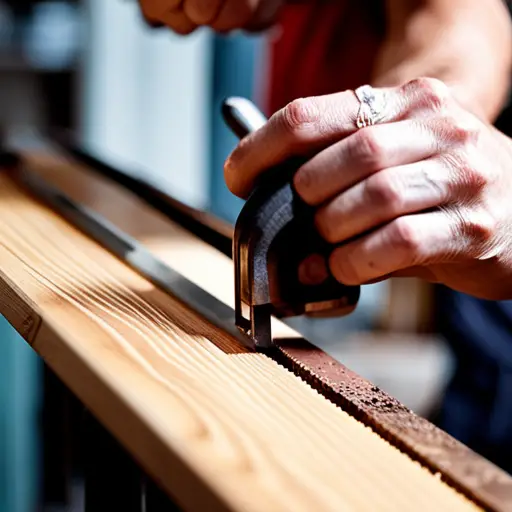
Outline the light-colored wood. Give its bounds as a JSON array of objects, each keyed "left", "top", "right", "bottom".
[
  {"left": 380, "top": 278, "right": 435, "bottom": 333},
  {"left": 0, "top": 152, "right": 480, "bottom": 511}
]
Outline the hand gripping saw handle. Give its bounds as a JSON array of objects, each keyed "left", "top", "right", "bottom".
[{"left": 222, "top": 97, "right": 360, "bottom": 349}]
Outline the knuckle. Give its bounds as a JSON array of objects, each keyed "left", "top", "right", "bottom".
[
  {"left": 210, "top": 1, "right": 255, "bottom": 30},
  {"left": 461, "top": 164, "right": 488, "bottom": 193},
  {"left": 445, "top": 116, "right": 480, "bottom": 147},
  {"left": 350, "top": 128, "right": 385, "bottom": 168},
  {"left": 442, "top": 153, "right": 488, "bottom": 195},
  {"left": 404, "top": 77, "right": 451, "bottom": 113},
  {"left": 183, "top": 0, "right": 219, "bottom": 24},
  {"left": 390, "top": 218, "right": 421, "bottom": 255},
  {"left": 281, "top": 98, "right": 319, "bottom": 133},
  {"left": 461, "top": 209, "right": 498, "bottom": 247},
  {"left": 364, "top": 173, "right": 402, "bottom": 212}
]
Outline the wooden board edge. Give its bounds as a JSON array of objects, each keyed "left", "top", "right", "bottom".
[
  {"left": 274, "top": 340, "right": 512, "bottom": 512},
  {"left": 33, "top": 320, "right": 236, "bottom": 512},
  {"left": 13, "top": 148, "right": 512, "bottom": 511},
  {"left": 0, "top": 264, "right": 233, "bottom": 511},
  {"left": 0, "top": 268, "right": 42, "bottom": 344}
]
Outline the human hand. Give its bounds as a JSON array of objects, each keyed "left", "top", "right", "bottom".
[
  {"left": 138, "top": 0, "right": 283, "bottom": 35},
  {"left": 224, "top": 78, "right": 512, "bottom": 300}
]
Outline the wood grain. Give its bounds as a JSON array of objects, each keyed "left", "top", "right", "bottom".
[
  {"left": 25, "top": 150, "right": 512, "bottom": 511},
  {"left": 0, "top": 152, "right": 492, "bottom": 511},
  {"left": 0, "top": 270, "right": 41, "bottom": 343}
]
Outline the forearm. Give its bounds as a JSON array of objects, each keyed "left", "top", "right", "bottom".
[{"left": 372, "top": 0, "right": 512, "bottom": 122}]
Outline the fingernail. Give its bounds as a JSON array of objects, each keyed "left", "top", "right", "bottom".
[{"left": 298, "top": 254, "right": 329, "bottom": 285}]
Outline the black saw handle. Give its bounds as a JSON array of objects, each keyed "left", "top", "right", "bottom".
[{"left": 222, "top": 97, "right": 360, "bottom": 319}]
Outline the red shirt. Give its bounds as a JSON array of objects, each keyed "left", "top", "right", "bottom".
[{"left": 266, "top": 1, "right": 385, "bottom": 115}]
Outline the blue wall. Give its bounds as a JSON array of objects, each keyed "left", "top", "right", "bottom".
[
  {"left": 209, "top": 33, "right": 265, "bottom": 223},
  {"left": 0, "top": 317, "right": 40, "bottom": 512}
]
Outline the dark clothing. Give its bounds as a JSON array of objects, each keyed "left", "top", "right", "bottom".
[{"left": 436, "top": 288, "right": 512, "bottom": 473}]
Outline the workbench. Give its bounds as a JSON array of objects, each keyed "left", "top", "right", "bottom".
[{"left": 0, "top": 148, "right": 511, "bottom": 512}]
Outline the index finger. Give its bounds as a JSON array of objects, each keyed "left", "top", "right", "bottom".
[
  {"left": 223, "top": 78, "right": 451, "bottom": 199},
  {"left": 224, "top": 91, "right": 360, "bottom": 198}
]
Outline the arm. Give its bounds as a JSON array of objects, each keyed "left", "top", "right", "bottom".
[
  {"left": 222, "top": 1, "right": 512, "bottom": 302},
  {"left": 224, "top": 78, "right": 512, "bottom": 300},
  {"left": 372, "top": 0, "right": 512, "bottom": 121}
]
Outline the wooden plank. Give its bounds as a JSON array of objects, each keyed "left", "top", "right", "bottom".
[
  {"left": 0, "top": 152, "right": 501, "bottom": 511},
  {"left": 24, "top": 150, "right": 512, "bottom": 511},
  {"left": 379, "top": 278, "right": 435, "bottom": 333}
]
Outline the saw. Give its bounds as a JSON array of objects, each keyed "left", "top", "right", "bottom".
[
  {"left": 223, "top": 98, "right": 360, "bottom": 347},
  {"left": 1, "top": 97, "right": 359, "bottom": 350}
]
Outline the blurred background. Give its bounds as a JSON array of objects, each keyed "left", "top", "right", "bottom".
[{"left": 1, "top": 0, "right": 502, "bottom": 510}]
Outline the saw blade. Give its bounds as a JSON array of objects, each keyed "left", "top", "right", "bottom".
[
  {"left": 51, "top": 133, "right": 235, "bottom": 258},
  {"left": 8, "top": 163, "right": 256, "bottom": 351}
]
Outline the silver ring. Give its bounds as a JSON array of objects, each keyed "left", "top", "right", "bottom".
[{"left": 354, "top": 85, "right": 387, "bottom": 129}]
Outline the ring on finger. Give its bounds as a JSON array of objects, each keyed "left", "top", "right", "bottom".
[{"left": 354, "top": 85, "right": 387, "bottom": 129}]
